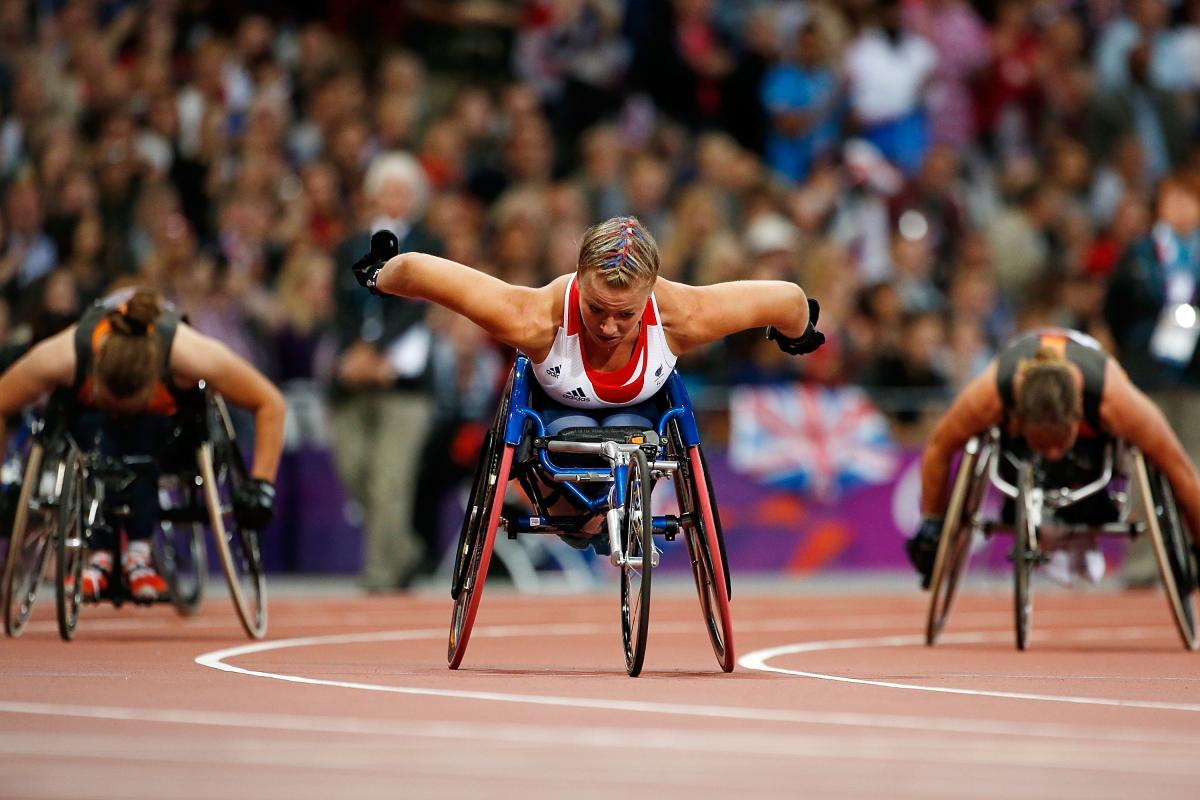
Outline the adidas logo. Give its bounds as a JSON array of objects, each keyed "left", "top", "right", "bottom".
[
  {"left": 545, "top": 365, "right": 561, "bottom": 379},
  {"left": 562, "top": 387, "right": 589, "bottom": 402}
]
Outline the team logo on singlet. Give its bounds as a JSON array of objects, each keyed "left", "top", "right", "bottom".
[
  {"left": 562, "top": 387, "right": 589, "bottom": 402},
  {"left": 545, "top": 365, "right": 561, "bottom": 378}
]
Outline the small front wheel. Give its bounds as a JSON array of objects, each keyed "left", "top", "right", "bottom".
[
  {"left": 620, "top": 448, "right": 654, "bottom": 676},
  {"left": 54, "top": 450, "right": 86, "bottom": 641},
  {"left": 1013, "top": 463, "right": 1037, "bottom": 652}
]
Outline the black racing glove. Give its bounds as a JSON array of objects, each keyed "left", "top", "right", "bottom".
[
  {"left": 766, "top": 298, "right": 826, "bottom": 356},
  {"left": 351, "top": 230, "right": 400, "bottom": 295},
  {"left": 233, "top": 478, "right": 276, "bottom": 531},
  {"left": 905, "top": 517, "right": 943, "bottom": 590}
]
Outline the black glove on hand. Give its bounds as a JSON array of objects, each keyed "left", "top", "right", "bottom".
[
  {"left": 234, "top": 478, "right": 276, "bottom": 531},
  {"left": 767, "top": 298, "right": 826, "bottom": 355},
  {"left": 905, "top": 517, "right": 944, "bottom": 590},
  {"left": 351, "top": 230, "right": 400, "bottom": 295}
]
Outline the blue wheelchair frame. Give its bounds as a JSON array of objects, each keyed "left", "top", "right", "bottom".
[
  {"left": 500, "top": 353, "right": 703, "bottom": 541},
  {"left": 447, "top": 351, "right": 735, "bottom": 675}
]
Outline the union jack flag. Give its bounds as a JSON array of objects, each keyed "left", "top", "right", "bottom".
[{"left": 729, "top": 384, "right": 898, "bottom": 501}]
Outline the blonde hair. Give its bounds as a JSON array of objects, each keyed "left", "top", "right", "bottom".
[
  {"left": 1015, "top": 345, "right": 1081, "bottom": 433},
  {"left": 576, "top": 216, "right": 660, "bottom": 288},
  {"left": 96, "top": 288, "right": 162, "bottom": 400}
]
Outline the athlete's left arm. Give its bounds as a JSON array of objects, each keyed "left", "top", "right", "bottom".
[
  {"left": 1099, "top": 360, "right": 1200, "bottom": 543},
  {"left": 655, "top": 278, "right": 810, "bottom": 352},
  {"left": 169, "top": 324, "right": 287, "bottom": 482}
]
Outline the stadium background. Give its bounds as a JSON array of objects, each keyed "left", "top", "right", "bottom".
[{"left": 2, "top": 0, "right": 1199, "bottom": 586}]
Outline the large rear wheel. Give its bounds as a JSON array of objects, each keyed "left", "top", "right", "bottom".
[
  {"left": 3, "top": 443, "right": 56, "bottom": 637},
  {"left": 199, "top": 395, "right": 266, "bottom": 639},
  {"left": 1137, "top": 455, "right": 1198, "bottom": 650},
  {"left": 667, "top": 422, "right": 734, "bottom": 671},
  {"left": 448, "top": 441, "right": 513, "bottom": 669},
  {"left": 925, "top": 438, "right": 991, "bottom": 645}
]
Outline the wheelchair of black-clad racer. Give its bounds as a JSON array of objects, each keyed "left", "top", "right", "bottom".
[
  {"left": 448, "top": 354, "right": 734, "bottom": 676},
  {"left": 1, "top": 384, "right": 267, "bottom": 641},
  {"left": 925, "top": 427, "right": 1198, "bottom": 651}
]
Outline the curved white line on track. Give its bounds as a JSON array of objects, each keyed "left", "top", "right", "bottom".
[
  {"left": 194, "top": 622, "right": 1200, "bottom": 743},
  {"left": 738, "top": 627, "right": 1200, "bottom": 713}
]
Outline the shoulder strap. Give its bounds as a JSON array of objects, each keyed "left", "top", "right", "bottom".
[
  {"left": 1064, "top": 338, "right": 1107, "bottom": 432},
  {"left": 71, "top": 305, "right": 106, "bottom": 395},
  {"left": 995, "top": 332, "right": 1041, "bottom": 417}
]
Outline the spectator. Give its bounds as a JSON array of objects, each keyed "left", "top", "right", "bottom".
[
  {"left": 1085, "top": 43, "right": 1192, "bottom": 184},
  {"left": 331, "top": 151, "right": 441, "bottom": 591},
  {"left": 842, "top": 0, "right": 937, "bottom": 175},
  {"left": 902, "top": 0, "right": 990, "bottom": 150},
  {"left": 760, "top": 19, "right": 841, "bottom": 184},
  {"left": 1, "top": 177, "right": 57, "bottom": 306}
]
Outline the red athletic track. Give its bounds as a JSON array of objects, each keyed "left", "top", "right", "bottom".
[{"left": 1, "top": 580, "right": 1197, "bottom": 799}]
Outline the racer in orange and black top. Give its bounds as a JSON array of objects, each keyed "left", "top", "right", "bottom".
[
  {"left": 0, "top": 288, "right": 286, "bottom": 600},
  {"left": 906, "top": 328, "right": 1200, "bottom": 587}
]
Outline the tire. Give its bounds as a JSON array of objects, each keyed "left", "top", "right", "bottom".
[
  {"left": 154, "top": 479, "right": 206, "bottom": 617},
  {"left": 3, "top": 443, "right": 54, "bottom": 637},
  {"left": 925, "top": 438, "right": 991, "bottom": 646},
  {"left": 620, "top": 448, "right": 654, "bottom": 677},
  {"left": 447, "top": 443, "right": 513, "bottom": 669},
  {"left": 55, "top": 450, "right": 86, "bottom": 641},
  {"left": 1138, "top": 456, "right": 1199, "bottom": 651},
  {"left": 199, "top": 395, "right": 266, "bottom": 639},
  {"left": 452, "top": 370, "right": 512, "bottom": 600},
  {"left": 1013, "top": 463, "right": 1037, "bottom": 652},
  {"left": 667, "top": 422, "right": 734, "bottom": 671}
]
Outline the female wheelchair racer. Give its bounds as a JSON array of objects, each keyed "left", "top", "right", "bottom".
[
  {"left": 908, "top": 329, "right": 1200, "bottom": 650},
  {"left": 352, "top": 215, "right": 825, "bottom": 675},
  {"left": 0, "top": 288, "right": 286, "bottom": 639}
]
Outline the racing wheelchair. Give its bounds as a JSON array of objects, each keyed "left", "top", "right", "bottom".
[
  {"left": 1, "top": 385, "right": 267, "bottom": 641},
  {"left": 925, "top": 428, "right": 1198, "bottom": 651},
  {"left": 449, "top": 354, "right": 734, "bottom": 676}
]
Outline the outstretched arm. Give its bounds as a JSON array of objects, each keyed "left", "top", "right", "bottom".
[
  {"left": 919, "top": 363, "right": 1003, "bottom": 516},
  {"left": 170, "top": 324, "right": 286, "bottom": 483},
  {"left": 0, "top": 329, "right": 77, "bottom": 447},
  {"left": 655, "top": 278, "right": 815, "bottom": 353},
  {"left": 1100, "top": 362, "right": 1200, "bottom": 544},
  {"left": 353, "top": 231, "right": 556, "bottom": 354}
]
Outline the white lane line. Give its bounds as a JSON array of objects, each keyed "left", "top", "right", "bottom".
[
  {"left": 16, "top": 601, "right": 1162, "bottom": 636},
  {"left": 191, "top": 626, "right": 1200, "bottom": 745},
  {"left": 0, "top": 702, "right": 1197, "bottom": 776},
  {"left": 738, "top": 626, "right": 1200, "bottom": 713}
]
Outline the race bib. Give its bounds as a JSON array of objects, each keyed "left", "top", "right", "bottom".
[{"left": 1150, "top": 304, "right": 1200, "bottom": 366}]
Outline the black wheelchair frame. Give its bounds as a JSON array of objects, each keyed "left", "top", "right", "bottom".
[
  {"left": 1, "top": 385, "right": 267, "bottom": 641},
  {"left": 926, "top": 428, "right": 1198, "bottom": 651},
  {"left": 448, "top": 354, "right": 734, "bottom": 676}
]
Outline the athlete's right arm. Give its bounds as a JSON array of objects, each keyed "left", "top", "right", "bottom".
[
  {"left": 368, "top": 246, "right": 559, "bottom": 354},
  {"left": 0, "top": 329, "right": 77, "bottom": 448},
  {"left": 919, "top": 362, "right": 1004, "bottom": 516}
]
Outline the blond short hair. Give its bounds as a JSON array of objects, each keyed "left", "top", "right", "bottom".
[
  {"left": 1015, "top": 345, "right": 1081, "bottom": 433},
  {"left": 576, "top": 216, "right": 660, "bottom": 288}
]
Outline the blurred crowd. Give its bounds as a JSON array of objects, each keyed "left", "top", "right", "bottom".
[{"left": 2, "top": 0, "right": 1200, "bottom": 583}]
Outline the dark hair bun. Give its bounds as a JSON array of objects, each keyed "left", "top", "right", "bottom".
[{"left": 108, "top": 289, "right": 161, "bottom": 336}]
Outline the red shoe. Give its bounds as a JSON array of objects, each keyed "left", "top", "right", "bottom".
[
  {"left": 79, "top": 551, "right": 113, "bottom": 601},
  {"left": 122, "top": 541, "right": 166, "bottom": 602}
]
